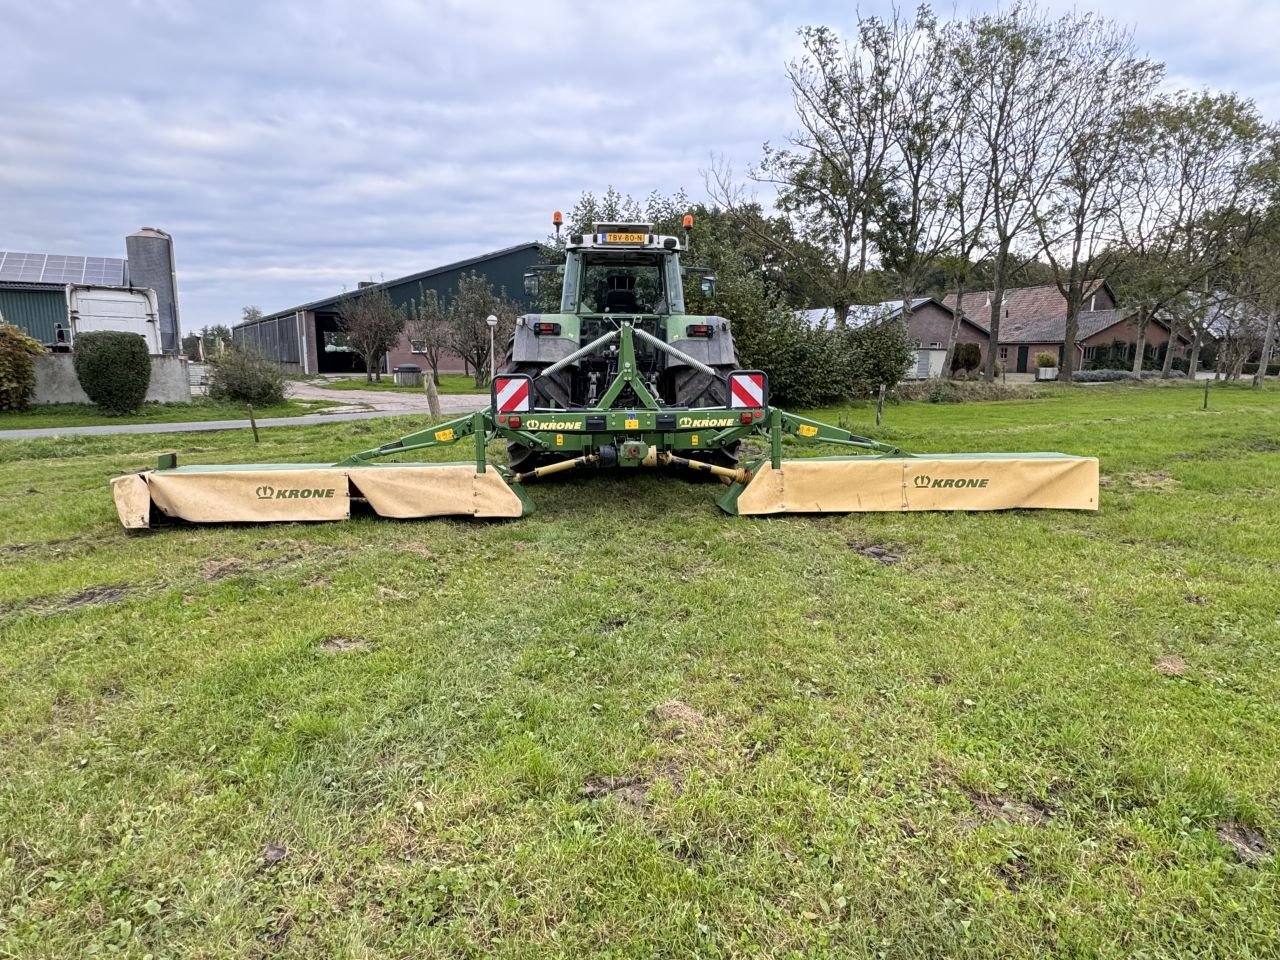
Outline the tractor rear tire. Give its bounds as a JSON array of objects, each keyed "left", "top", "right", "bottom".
[
  {"left": 671, "top": 363, "right": 741, "bottom": 473},
  {"left": 502, "top": 360, "right": 573, "bottom": 475}
]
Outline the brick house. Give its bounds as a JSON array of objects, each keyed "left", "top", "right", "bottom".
[{"left": 939, "top": 281, "right": 1192, "bottom": 373}]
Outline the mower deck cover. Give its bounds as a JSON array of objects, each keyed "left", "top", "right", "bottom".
[
  {"left": 112, "top": 462, "right": 525, "bottom": 529},
  {"left": 728, "top": 453, "right": 1098, "bottom": 514}
]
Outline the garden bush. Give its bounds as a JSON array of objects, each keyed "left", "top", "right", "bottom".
[
  {"left": 950, "top": 342, "right": 981, "bottom": 376},
  {"left": 0, "top": 322, "right": 46, "bottom": 411},
  {"left": 1034, "top": 351, "right": 1057, "bottom": 369},
  {"left": 733, "top": 307, "right": 855, "bottom": 408},
  {"left": 207, "top": 347, "right": 286, "bottom": 407},
  {"left": 896, "top": 380, "right": 1044, "bottom": 402},
  {"left": 72, "top": 331, "right": 151, "bottom": 414}
]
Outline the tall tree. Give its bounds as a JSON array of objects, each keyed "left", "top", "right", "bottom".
[
  {"left": 338, "top": 287, "right": 406, "bottom": 382},
  {"left": 1115, "top": 92, "right": 1271, "bottom": 376},
  {"left": 448, "top": 272, "right": 518, "bottom": 387},
  {"left": 955, "top": 7, "right": 1085, "bottom": 381},
  {"left": 1031, "top": 17, "right": 1161, "bottom": 381},
  {"left": 711, "top": 15, "right": 909, "bottom": 324},
  {"left": 874, "top": 9, "right": 963, "bottom": 346}
]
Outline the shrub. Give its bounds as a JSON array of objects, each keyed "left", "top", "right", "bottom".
[
  {"left": 1073, "top": 369, "right": 1137, "bottom": 382},
  {"left": 896, "top": 380, "right": 1044, "bottom": 402},
  {"left": 849, "top": 320, "right": 914, "bottom": 394},
  {"left": 1034, "top": 351, "right": 1057, "bottom": 369},
  {"left": 1241, "top": 362, "right": 1280, "bottom": 376},
  {"left": 207, "top": 347, "right": 286, "bottom": 406},
  {"left": 950, "top": 342, "right": 981, "bottom": 375},
  {"left": 0, "top": 322, "right": 46, "bottom": 411},
  {"left": 73, "top": 331, "right": 151, "bottom": 414},
  {"left": 733, "top": 306, "right": 855, "bottom": 408}
]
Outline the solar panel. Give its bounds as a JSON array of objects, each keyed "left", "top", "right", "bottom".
[{"left": 0, "top": 251, "right": 127, "bottom": 285}]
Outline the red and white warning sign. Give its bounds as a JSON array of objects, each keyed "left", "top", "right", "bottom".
[
  {"left": 493, "top": 375, "right": 532, "bottom": 413},
  {"left": 728, "top": 370, "right": 767, "bottom": 409}
]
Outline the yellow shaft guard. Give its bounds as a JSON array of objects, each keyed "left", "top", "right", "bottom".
[{"left": 735, "top": 456, "right": 1099, "bottom": 514}]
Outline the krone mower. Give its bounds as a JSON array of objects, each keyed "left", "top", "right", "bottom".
[{"left": 111, "top": 218, "right": 1098, "bottom": 528}]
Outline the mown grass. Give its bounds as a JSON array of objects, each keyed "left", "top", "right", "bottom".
[
  {"left": 0, "top": 397, "right": 336, "bottom": 430},
  {"left": 1, "top": 382, "right": 1278, "bottom": 958},
  {"left": 320, "top": 374, "right": 486, "bottom": 394}
]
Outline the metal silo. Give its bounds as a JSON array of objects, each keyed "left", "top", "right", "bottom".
[{"left": 125, "top": 228, "right": 181, "bottom": 354}]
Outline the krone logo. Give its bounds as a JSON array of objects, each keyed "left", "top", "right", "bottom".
[
  {"left": 913, "top": 474, "right": 990, "bottom": 489},
  {"left": 256, "top": 484, "right": 275, "bottom": 499}
]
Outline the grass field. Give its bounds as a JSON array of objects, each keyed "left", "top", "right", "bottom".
[
  {"left": 0, "top": 397, "right": 336, "bottom": 430},
  {"left": 318, "top": 374, "right": 486, "bottom": 394},
  {"left": 1, "top": 383, "right": 1278, "bottom": 958}
]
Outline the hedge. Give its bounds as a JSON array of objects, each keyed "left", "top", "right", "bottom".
[{"left": 73, "top": 331, "right": 151, "bottom": 414}]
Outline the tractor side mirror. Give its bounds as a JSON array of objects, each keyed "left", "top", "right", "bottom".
[
  {"left": 700, "top": 275, "right": 717, "bottom": 298},
  {"left": 523, "top": 272, "right": 539, "bottom": 297}
]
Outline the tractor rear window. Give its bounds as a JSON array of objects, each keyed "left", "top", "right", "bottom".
[{"left": 581, "top": 255, "right": 667, "bottom": 314}]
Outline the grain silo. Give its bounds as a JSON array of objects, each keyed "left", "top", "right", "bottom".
[{"left": 125, "top": 228, "right": 181, "bottom": 353}]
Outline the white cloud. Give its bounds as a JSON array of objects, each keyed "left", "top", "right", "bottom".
[{"left": 2, "top": 0, "right": 1274, "bottom": 330}]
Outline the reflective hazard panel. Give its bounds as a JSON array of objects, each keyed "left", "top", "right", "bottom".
[
  {"left": 727, "top": 370, "right": 767, "bottom": 409},
  {"left": 492, "top": 374, "right": 533, "bottom": 413}
]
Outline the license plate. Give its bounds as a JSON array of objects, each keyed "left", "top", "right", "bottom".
[{"left": 604, "top": 232, "right": 645, "bottom": 244}]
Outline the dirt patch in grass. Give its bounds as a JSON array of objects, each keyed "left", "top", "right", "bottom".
[
  {"left": 1217, "top": 822, "right": 1269, "bottom": 864},
  {"left": 849, "top": 540, "right": 903, "bottom": 564},
  {"left": 59, "top": 584, "right": 130, "bottom": 610},
  {"left": 580, "top": 775, "right": 650, "bottom": 809},
  {"left": 319, "top": 636, "right": 371, "bottom": 653},
  {"left": 600, "top": 616, "right": 626, "bottom": 634},
  {"left": 1123, "top": 471, "right": 1178, "bottom": 490},
  {"left": 997, "top": 855, "right": 1033, "bottom": 891},
  {"left": 968, "top": 791, "right": 1052, "bottom": 826},
  {"left": 1154, "top": 655, "right": 1187, "bottom": 677},
  {"left": 652, "top": 699, "right": 707, "bottom": 737},
  {"left": 202, "top": 558, "right": 246, "bottom": 581},
  {"left": 302, "top": 575, "right": 331, "bottom": 589}
]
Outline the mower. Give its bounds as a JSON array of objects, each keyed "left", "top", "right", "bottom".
[{"left": 111, "top": 217, "right": 1097, "bottom": 528}]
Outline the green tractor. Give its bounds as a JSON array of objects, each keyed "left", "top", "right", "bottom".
[
  {"left": 111, "top": 212, "right": 1100, "bottom": 529},
  {"left": 502, "top": 216, "right": 740, "bottom": 473}
]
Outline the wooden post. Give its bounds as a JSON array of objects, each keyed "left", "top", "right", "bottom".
[
  {"left": 424, "top": 371, "right": 441, "bottom": 418},
  {"left": 876, "top": 384, "right": 886, "bottom": 427},
  {"left": 248, "top": 405, "right": 260, "bottom": 444},
  {"left": 1203, "top": 378, "right": 1210, "bottom": 411}
]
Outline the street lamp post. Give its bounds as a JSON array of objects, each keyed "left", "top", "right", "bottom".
[{"left": 486, "top": 314, "right": 498, "bottom": 384}]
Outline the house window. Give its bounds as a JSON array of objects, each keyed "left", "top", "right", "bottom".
[
  {"left": 410, "top": 339, "right": 427, "bottom": 353},
  {"left": 929, "top": 341, "right": 943, "bottom": 349},
  {"left": 1082, "top": 346, "right": 1096, "bottom": 361},
  {"left": 999, "top": 346, "right": 1009, "bottom": 361}
]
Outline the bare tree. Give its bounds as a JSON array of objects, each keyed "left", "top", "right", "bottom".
[
  {"left": 448, "top": 272, "right": 518, "bottom": 387},
  {"left": 1031, "top": 17, "right": 1161, "bottom": 381},
  {"left": 407, "top": 285, "right": 450, "bottom": 386},
  {"left": 338, "top": 287, "right": 407, "bottom": 382}
]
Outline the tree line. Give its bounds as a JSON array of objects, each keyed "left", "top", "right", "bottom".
[{"left": 704, "top": 4, "right": 1279, "bottom": 384}]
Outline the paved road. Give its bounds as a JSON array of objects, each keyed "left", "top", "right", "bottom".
[{"left": 0, "top": 387, "right": 489, "bottom": 441}]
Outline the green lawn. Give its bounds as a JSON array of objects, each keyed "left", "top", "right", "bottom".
[
  {"left": 1, "top": 383, "right": 1278, "bottom": 958},
  {"left": 0, "top": 397, "right": 336, "bottom": 430},
  {"left": 318, "top": 373, "right": 486, "bottom": 394}
]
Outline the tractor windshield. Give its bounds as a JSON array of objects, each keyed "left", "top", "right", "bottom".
[{"left": 561, "top": 250, "right": 686, "bottom": 315}]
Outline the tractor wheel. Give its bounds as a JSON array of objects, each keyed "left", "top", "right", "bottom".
[
  {"left": 671, "top": 363, "right": 741, "bottom": 474},
  {"left": 502, "top": 360, "right": 573, "bottom": 475}
]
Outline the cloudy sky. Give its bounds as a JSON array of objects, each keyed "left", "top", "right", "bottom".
[{"left": 3, "top": 0, "right": 1277, "bottom": 332}]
